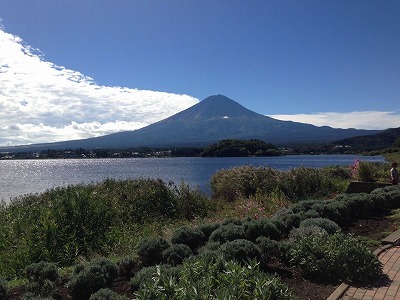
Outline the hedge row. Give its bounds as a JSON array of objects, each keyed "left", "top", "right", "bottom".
[{"left": 135, "top": 185, "right": 400, "bottom": 286}]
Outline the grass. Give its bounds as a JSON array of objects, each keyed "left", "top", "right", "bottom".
[
  {"left": 383, "top": 151, "right": 400, "bottom": 164},
  {"left": 1, "top": 163, "right": 399, "bottom": 299},
  {"left": 0, "top": 166, "right": 351, "bottom": 279}
]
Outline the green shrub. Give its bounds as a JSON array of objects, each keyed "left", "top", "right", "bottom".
[
  {"left": 219, "top": 239, "right": 263, "bottom": 264},
  {"left": 24, "top": 280, "right": 57, "bottom": 300},
  {"left": 368, "top": 193, "right": 390, "bottom": 210},
  {"left": 289, "top": 234, "right": 382, "bottom": 284},
  {"left": 126, "top": 179, "right": 178, "bottom": 222},
  {"left": 210, "top": 165, "right": 344, "bottom": 203},
  {"left": 242, "top": 219, "right": 264, "bottom": 242},
  {"left": 136, "top": 237, "right": 170, "bottom": 266},
  {"left": 210, "top": 166, "right": 280, "bottom": 202},
  {"left": 271, "top": 211, "right": 302, "bottom": 235},
  {"left": 255, "top": 236, "right": 281, "bottom": 260},
  {"left": 0, "top": 276, "right": 7, "bottom": 299},
  {"left": 356, "top": 161, "right": 376, "bottom": 182},
  {"left": 300, "top": 209, "right": 320, "bottom": 219},
  {"left": 299, "top": 218, "right": 341, "bottom": 234},
  {"left": 312, "top": 201, "right": 349, "bottom": 227},
  {"left": 199, "top": 241, "right": 221, "bottom": 252},
  {"left": 130, "top": 265, "right": 179, "bottom": 291},
  {"left": 89, "top": 288, "right": 129, "bottom": 300},
  {"left": 24, "top": 262, "right": 59, "bottom": 299},
  {"left": 117, "top": 256, "right": 138, "bottom": 277},
  {"left": 25, "top": 261, "right": 59, "bottom": 284},
  {"left": 197, "top": 241, "right": 221, "bottom": 260},
  {"left": 222, "top": 218, "right": 242, "bottom": 225},
  {"left": 197, "top": 223, "right": 220, "bottom": 239},
  {"left": 21, "top": 294, "right": 54, "bottom": 300},
  {"left": 371, "top": 185, "right": 400, "bottom": 194},
  {"left": 170, "top": 226, "right": 206, "bottom": 252},
  {"left": 42, "top": 186, "right": 115, "bottom": 264},
  {"left": 243, "top": 219, "right": 281, "bottom": 242},
  {"left": 387, "top": 189, "right": 400, "bottom": 206},
  {"left": 209, "top": 223, "right": 246, "bottom": 243},
  {"left": 134, "top": 256, "right": 295, "bottom": 300},
  {"left": 173, "top": 182, "right": 211, "bottom": 220},
  {"left": 323, "top": 166, "right": 352, "bottom": 180},
  {"left": 289, "top": 226, "right": 328, "bottom": 240},
  {"left": 279, "top": 167, "right": 339, "bottom": 200},
  {"left": 290, "top": 200, "right": 321, "bottom": 214},
  {"left": 68, "top": 258, "right": 118, "bottom": 300},
  {"left": 162, "top": 244, "right": 193, "bottom": 266}
]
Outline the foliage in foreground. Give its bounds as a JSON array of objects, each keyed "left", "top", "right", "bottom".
[
  {"left": 289, "top": 233, "right": 383, "bottom": 284},
  {"left": 89, "top": 288, "right": 129, "bottom": 300},
  {"left": 1, "top": 165, "right": 347, "bottom": 278},
  {"left": 133, "top": 256, "right": 295, "bottom": 300},
  {"left": 0, "top": 179, "right": 210, "bottom": 278},
  {"left": 23, "top": 261, "right": 59, "bottom": 299},
  {"left": 0, "top": 276, "right": 7, "bottom": 299},
  {"left": 67, "top": 258, "right": 118, "bottom": 300},
  {"left": 2, "top": 183, "right": 399, "bottom": 298}
]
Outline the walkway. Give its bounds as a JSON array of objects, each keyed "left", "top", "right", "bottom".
[{"left": 328, "top": 229, "right": 400, "bottom": 300}]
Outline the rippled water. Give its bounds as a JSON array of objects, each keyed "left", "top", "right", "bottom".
[{"left": 0, "top": 155, "right": 385, "bottom": 203}]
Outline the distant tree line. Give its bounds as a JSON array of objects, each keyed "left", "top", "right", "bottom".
[
  {"left": 6, "top": 133, "right": 399, "bottom": 160},
  {"left": 200, "top": 139, "right": 281, "bottom": 157}
]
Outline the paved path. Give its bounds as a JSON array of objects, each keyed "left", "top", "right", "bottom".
[
  {"left": 328, "top": 228, "right": 400, "bottom": 300},
  {"left": 337, "top": 245, "right": 400, "bottom": 300},
  {"left": 328, "top": 245, "right": 400, "bottom": 300}
]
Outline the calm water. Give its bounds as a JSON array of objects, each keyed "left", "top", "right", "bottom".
[{"left": 0, "top": 155, "right": 385, "bottom": 203}]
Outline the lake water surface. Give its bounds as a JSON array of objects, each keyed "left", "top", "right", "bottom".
[{"left": 0, "top": 155, "right": 385, "bottom": 203}]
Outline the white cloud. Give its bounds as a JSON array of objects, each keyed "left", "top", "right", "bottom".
[
  {"left": 0, "top": 28, "right": 199, "bottom": 146},
  {"left": 268, "top": 111, "right": 400, "bottom": 130}
]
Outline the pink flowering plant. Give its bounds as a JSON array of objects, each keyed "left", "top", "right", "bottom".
[
  {"left": 350, "top": 159, "right": 360, "bottom": 179},
  {"left": 236, "top": 197, "right": 266, "bottom": 219},
  {"left": 350, "top": 159, "right": 376, "bottom": 182},
  {"left": 235, "top": 189, "right": 288, "bottom": 219}
]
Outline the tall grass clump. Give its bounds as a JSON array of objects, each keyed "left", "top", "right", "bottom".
[
  {"left": 350, "top": 160, "right": 377, "bottom": 182},
  {"left": 210, "top": 166, "right": 281, "bottom": 202},
  {"left": 0, "top": 178, "right": 211, "bottom": 278},
  {"left": 137, "top": 237, "right": 170, "bottom": 266},
  {"left": 172, "top": 182, "right": 212, "bottom": 220},
  {"left": 210, "top": 165, "right": 346, "bottom": 204},
  {"left": 279, "top": 167, "right": 339, "bottom": 200}
]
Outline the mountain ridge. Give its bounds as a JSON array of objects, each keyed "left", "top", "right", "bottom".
[
  {"left": 0, "top": 95, "right": 382, "bottom": 152},
  {"left": 334, "top": 127, "right": 400, "bottom": 151}
]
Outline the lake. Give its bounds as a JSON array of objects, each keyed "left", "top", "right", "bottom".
[{"left": 0, "top": 155, "right": 385, "bottom": 203}]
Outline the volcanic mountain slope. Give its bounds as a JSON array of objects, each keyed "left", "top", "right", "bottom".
[
  {"left": 1, "top": 95, "right": 381, "bottom": 151},
  {"left": 333, "top": 127, "right": 400, "bottom": 151}
]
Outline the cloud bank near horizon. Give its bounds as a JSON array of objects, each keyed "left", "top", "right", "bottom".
[
  {"left": 0, "top": 27, "right": 199, "bottom": 146},
  {"left": 268, "top": 111, "right": 400, "bottom": 130}
]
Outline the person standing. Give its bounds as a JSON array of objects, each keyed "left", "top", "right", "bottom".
[{"left": 391, "top": 162, "right": 399, "bottom": 185}]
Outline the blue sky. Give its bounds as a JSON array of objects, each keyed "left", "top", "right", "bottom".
[{"left": 0, "top": 0, "right": 399, "bottom": 146}]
